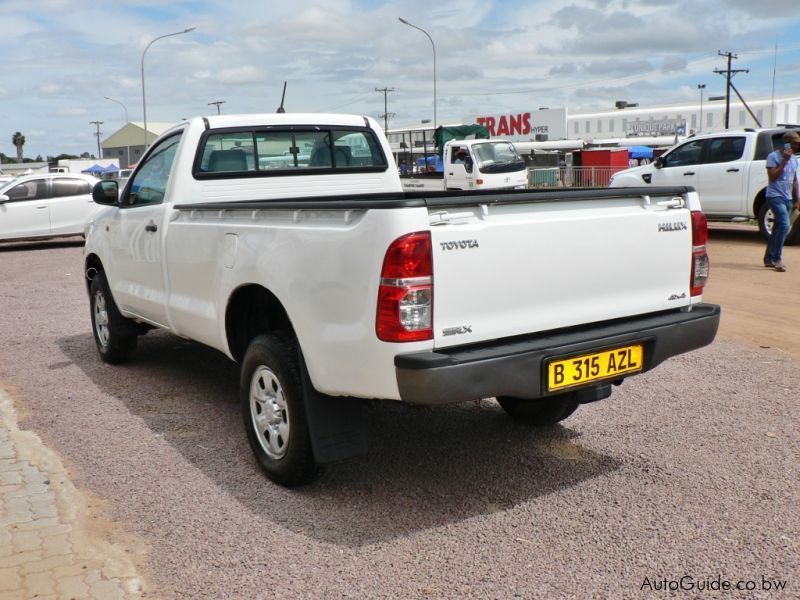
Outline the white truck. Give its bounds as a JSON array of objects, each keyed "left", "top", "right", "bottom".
[
  {"left": 400, "top": 137, "right": 529, "bottom": 192},
  {"left": 84, "top": 113, "right": 720, "bottom": 486},
  {"left": 610, "top": 127, "right": 800, "bottom": 244}
]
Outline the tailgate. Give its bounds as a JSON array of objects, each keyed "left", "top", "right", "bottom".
[{"left": 428, "top": 191, "right": 693, "bottom": 349}]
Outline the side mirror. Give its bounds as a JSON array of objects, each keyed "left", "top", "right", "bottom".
[
  {"left": 92, "top": 180, "right": 119, "bottom": 205},
  {"left": 653, "top": 157, "right": 663, "bottom": 169},
  {"left": 0, "top": 194, "right": 9, "bottom": 205}
]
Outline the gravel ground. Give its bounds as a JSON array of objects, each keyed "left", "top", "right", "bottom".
[{"left": 0, "top": 239, "right": 797, "bottom": 599}]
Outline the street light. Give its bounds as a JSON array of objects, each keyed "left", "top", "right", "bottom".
[
  {"left": 398, "top": 17, "right": 436, "bottom": 130},
  {"left": 104, "top": 96, "right": 131, "bottom": 167},
  {"left": 697, "top": 84, "right": 706, "bottom": 133},
  {"left": 141, "top": 26, "right": 196, "bottom": 149}
]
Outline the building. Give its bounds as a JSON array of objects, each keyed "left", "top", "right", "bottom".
[
  {"left": 570, "top": 94, "right": 800, "bottom": 141},
  {"left": 100, "top": 122, "right": 176, "bottom": 167},
  {"left": 389, "top": 94, "right": 800, "bottom": 151}
]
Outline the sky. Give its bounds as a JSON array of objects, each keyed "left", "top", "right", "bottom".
[{"left": 2, "top": 0, "right": 800, "bottom": 160}]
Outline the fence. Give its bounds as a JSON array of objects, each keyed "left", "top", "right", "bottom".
[{"left": 528, "top": 167, "right": 623, "bottom": 189}]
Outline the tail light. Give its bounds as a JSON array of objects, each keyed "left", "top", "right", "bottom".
[
  {"left": 690, "top": 210, "right": 709, "bottom": 297},
  {"left": 376, "top": 232, "right": 433, "bottom": 342}
]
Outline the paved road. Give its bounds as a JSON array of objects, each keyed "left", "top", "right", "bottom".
[{"left": 0, "top": 231, "right": 797, "bottom": 599}]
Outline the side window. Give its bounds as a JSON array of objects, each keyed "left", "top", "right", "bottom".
[
  {"left": 5, "top": 179, "right": 48, "bottom": 202},
  {"left": 662, "top": 140, "right": 705, "bottom": 168},
  {"left": 126, "top": 133, "right": 182, "bottom": 207},
  {"left": 53, "top": 178, "right": 91, "bottom": 198},
  {"left": 706, "top": 137, "right": 745, "bottom": 163}
]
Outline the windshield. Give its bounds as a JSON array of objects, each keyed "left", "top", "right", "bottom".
[{"left": 471, "top": 142, "right": 525, "bottom": 173}]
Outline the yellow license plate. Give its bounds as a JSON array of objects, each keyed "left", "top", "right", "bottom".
[{"left": 547, "top": 344, "right": 643, "bottom": 391}]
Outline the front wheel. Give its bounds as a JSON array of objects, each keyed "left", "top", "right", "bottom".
[
  {"left": 496, "top": 395, "right": 579, "bottom": 426},
  {"left": 89, "top": 272, "right": 137, "bottom": 364},
  {"left": 240, "top": 333, "right": 316, "bottom": 487}
]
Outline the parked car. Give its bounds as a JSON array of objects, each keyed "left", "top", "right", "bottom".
[
  {"left": 0, "top": 173, "right": 99, "bottom": 242},
  {"left": 609, "top": 127, "right": 800, "bottom": 244}
]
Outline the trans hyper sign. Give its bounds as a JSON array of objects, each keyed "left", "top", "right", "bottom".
[
  {"left": 476, "top": 113, "right": 533, "bottom": 137},
  {"left": 472, "top": 109, "right": 567, "bottom": 141}
]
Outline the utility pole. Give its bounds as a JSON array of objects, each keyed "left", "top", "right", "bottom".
[
  {"left": 208, "top": 100, "right": 226, "bottom": 115},
  {"left": 375, "top": 87, "right": 396, "bottom": 132},
  {"left": 714, "top": 51, "right": 748, "bottom": 129},
  {"left": 90, "top": 120, "right": 104, "bottom": 159},
  {"left": 697, "top": 84, "right": 705, "bottom": 133}
]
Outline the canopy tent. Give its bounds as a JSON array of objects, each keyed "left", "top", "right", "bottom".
[
  {"left": 627, "top": 145, "right": 654, "bottom": 160},
  {"left": 101, "top": 164, "right": 119, "bottom": 173},
  {"left": 433, "top": 124, "right": 490, "bottom": 151},
  {"left": 80, "top": 164, "right": 105, "bottom": 174}
]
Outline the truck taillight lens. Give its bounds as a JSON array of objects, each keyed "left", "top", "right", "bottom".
[
  {"left": 376, "top": 232, "right": 433, "bottom": 342},
  {"left": 691, "top": 210, "right": 709, "bottom": 297}
]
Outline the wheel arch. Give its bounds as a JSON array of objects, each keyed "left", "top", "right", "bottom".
[
  {"left": 753, "top": 187, "right": 767, "bottom": 218},
  {"left": 84, "top": 253, "right": 104, "bottom": 296},
  {"left": 225, "top": 284, "right": 294, "bottom": 363}
]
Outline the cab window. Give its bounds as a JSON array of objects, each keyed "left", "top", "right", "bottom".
[
  {"left": 662, "top": 140, "right": 705, "bottom": 168},
  {"left": 125, "top": 133, "right": 182, "bottom": 207},
  {"left": 707, "top": 137, "right": 745, "bottom": 163}
]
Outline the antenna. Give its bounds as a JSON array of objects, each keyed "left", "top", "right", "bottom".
[{"left": 276, "top": 82, "right": 287, "bottom": 113}]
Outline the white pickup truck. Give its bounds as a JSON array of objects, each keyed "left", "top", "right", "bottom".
[
  {"left": 84, "top": 113, "right": 720, "bottom": 486},
  {"left": 610, "top": 127, "right": 800, "bottom": 244},
  {"left": 401, "top": 138, "right": 529, "bottom": 192}
]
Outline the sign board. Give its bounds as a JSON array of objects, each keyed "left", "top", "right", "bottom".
[
  {"left": 625, "top": 118, "right": 687, "bottom": 137},
  {"left": 465, "top": 108, "right": 568, "bottom": 141}
]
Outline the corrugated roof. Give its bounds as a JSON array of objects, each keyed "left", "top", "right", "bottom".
[{"left": 102, "top": 122, "right": 177, "bottom": 147}]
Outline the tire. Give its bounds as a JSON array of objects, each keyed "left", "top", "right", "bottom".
[
  {"left": 240, "top": 333, "right": 316, "bottom": 487},
  {"left": 496, "top": 394, "right": 579, "bottom": 426},
  {"left": 89, "top": 272, "right": 137, "bottom": 364},
  {"left": 757, "top": 203, "right": 773, "bottom": 240},
  {"left": 759, "top": 203, "right": 800, "bottom": 245}
]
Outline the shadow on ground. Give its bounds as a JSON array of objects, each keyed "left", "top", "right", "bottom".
[{"left": 58, "top": 331, "right": 620, "bottom": 546}]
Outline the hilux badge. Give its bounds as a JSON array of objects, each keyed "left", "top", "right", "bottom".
[{"left": 658, "top": 222, "right": 687, "bottom": 232}]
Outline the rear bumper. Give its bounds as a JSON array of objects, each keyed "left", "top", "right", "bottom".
[{"left": 395, "top": 303, "right": 721, "bottom": 405}]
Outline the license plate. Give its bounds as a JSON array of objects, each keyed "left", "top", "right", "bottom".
[{"left": 547, "top": 344, "right": 643, "bottom": 392}]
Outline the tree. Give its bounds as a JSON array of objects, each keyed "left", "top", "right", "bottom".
[{"left": 12, "top": 131, "right": 25, "bottom": 162}]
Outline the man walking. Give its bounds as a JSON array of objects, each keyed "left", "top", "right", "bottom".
[{"left": 764, "top": 131, "right": 800, "bottom": 272}]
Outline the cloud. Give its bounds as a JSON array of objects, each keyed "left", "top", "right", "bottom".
[{"left": 217, "top": 65, "right": 267, "bottom": 86}]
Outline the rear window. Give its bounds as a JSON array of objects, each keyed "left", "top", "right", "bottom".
[{"left": 195, "top": 127, "right": 388, "bottom": 177}]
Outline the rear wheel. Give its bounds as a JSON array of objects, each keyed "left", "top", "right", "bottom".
[
  {"left": 496, "top": 395, "right": 579, "bottom": 426},
  {"left": 759, "top": 203, "right": 800, "bottom": 245},
  {"left": 89, "top": 272, "right": 137, "bottom": 364},
  {"left": 240, "top": 333, "right": 316, "bottom": 487}
]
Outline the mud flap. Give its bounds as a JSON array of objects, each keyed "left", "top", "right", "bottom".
[{"left": 299, "top": 355, "right": 367, "bottom": 464}]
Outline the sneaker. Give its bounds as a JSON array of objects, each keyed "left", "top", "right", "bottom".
[
  {"left": 763, "top": 261, "right": 774, "bottom": 268},
  {"left": 773, "top": 262, "right": 787, "bottom": 272}
]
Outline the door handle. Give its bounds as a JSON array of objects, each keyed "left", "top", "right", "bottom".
[
  {"left": 144, "top": 221, "right": 158, "bottom": 233},
  {"left": 683, "top": 172, "right": 695, "bottom": 176},
  {"left": 36, "top": 206, "right": 47, "bottom": 209},
  {"left": 727, "top": 168, "right": 740, "bottom": 172}
]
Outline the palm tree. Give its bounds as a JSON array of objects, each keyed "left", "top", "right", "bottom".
[{"left": 12, "top": 132, "right": 25, "bottom": 162}]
